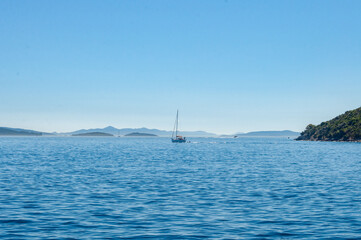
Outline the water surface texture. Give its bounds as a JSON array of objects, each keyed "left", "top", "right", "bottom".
[{"left": 1, "top": 137, "right": 361, "bottom": 239}]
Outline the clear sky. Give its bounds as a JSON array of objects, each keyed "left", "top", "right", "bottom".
[{"left": 1, "top": 0, "right": 360, "bottom": 134}]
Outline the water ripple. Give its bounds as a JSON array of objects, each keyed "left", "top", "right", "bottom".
[{"left": 0, "top": 137, "right": 361, "bottom": 239}]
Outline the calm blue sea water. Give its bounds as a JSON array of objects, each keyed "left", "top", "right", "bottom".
[{"left": 0, "top": 137, "right": 361, "bottom": 239}]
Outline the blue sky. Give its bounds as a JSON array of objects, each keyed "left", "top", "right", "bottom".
[{"left": 1, "top": 0, "right": 360, "bottom": 134}]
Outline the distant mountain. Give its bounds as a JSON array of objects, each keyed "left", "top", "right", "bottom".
[
  {"left": 296, "top": 107, "right": 361, "bottom": 141},
  {"left": 0, "top": 127, "right": 46, "bottom": 136},
  {"left": 0, "top": 126, "right": 301, "bottom": 138},
  {"left": 72, "top": 132, "right": 113, "bottom": 137},
  {"left": 66, "top": 126, "right": 216, "bottom": 137},
  {"left": 69, "top": 126, "right": 118, "bottom": 135},
  {"left": 124, "top": 132, "right": 158, "bottom": 137},
  {"left": 236, "top": 130, "right": 300, "bottom": 137},
  {"left": 219, "top": 134, "right": 238, "bottom": 138},
  {"left": 182, "top": 130, "right": 217, "bottom": 137}
]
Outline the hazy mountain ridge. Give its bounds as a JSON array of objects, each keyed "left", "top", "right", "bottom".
[
  {"left": 0, "top": 126, "right": 300, "bottom": 138},
  {"left": 72, "top": 132, "right": 114, "bottom": 137},
  {"left": 237, "top": 130, "right": 300, "bottom": 137},
  {"left": 66, "top": 126, "right": 217, "bottom": 137},
  {"left": 124, "top": 132, "right": 158, "bottom": 137},
  {"left": 0, "top": 127, "right": 46, "bottom": 136}
]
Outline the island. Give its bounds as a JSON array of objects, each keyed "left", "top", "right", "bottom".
[
  {"left": 237, "top": 130, "right": 300, "bottom": 137},
  {"left": 0, "top": 127, "right": 44, "bottom": 136},
  {"left": 124, "top": 132, "right": 158, "bottom": 137},
  {"left": 72, "top": 132, "right": 114, "bottom": 137},
  {"left": 296, "top": 107, "right": 361, "bottom": 142}
]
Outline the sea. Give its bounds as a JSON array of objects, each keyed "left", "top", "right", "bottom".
[{"left": 0, "top": 137, "right": 361, "bottom": 239}]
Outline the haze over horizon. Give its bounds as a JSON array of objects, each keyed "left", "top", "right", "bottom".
[{"left": 1, "top": 1, "right": 361, "bottom": 134}]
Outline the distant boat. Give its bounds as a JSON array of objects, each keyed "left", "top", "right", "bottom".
[{"left": 171, "top": 110, "right": 187, "bottom": 143}]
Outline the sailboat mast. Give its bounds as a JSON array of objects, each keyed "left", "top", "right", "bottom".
[
  {"left": 175, "top": 110, "right": 179, "bottom": 137},
  {"left": 172, "top": 110, "right": 178, "bottom": 139}
]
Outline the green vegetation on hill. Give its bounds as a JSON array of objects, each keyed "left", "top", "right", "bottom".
[{"left": 296, "top": 107, "right": 361, "bottom": 141}]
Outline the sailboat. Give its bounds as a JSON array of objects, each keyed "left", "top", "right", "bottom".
[{"left": 171, "top": 110, "right": 187, "bottom": 143}]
